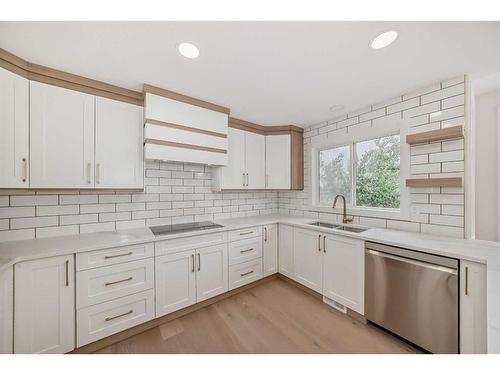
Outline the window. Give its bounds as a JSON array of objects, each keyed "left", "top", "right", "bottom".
[{"left": 317, "top": 134, "right": 400, "bottom": 210}]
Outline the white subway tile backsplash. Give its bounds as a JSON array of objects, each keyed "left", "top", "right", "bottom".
[
  {"left": 99, "top": 212, "right": 131, "bottom": 222},
  {"left": 36, "top": 205, "right": 79, "bottom": 216},
  {"left": 80, "top": 204, "right": 115, "bottom": 214},
  {"left": 402, "top": 83, "right": 441, "bottom": 100},
  {"left": 0, "top": 228, "right": 35, "bottom": 242},
  {"left": 441, "top": 75, "right": 465, "bottom": 88},
  {"left": 421, "top": 83, "right": 464, "bottom": 105},
  {"left": 430, "top": 214, "right": 463, "bottom": 227},
  {"left": 0, "top": 207, "right": 35, "bottom": 219},
  {"left": 11, "top": 216, "right": 58, "bottom": 230},
  {"left": 59, "top": 195, "right": 98, "bottom": 205},
  {"left": 430, "top": 194, "right": 464, "bottom": 205},
  {"left": 387, "top": 97, "right": 419, "bottom": 114},
  {"left": 0, "top": 219, "right": 9, "bottom": 230},
  {"left": 60, "top": 214, "right": 98, "bottom": 225},
  {"left": 98, "top": 194, "right": 132, "bottom": 203},
  {"left": 428, "top": 150, "right": 464, "bottom": 163},
  {"left": 0, "top": 197, "right": 9, "bottom": 207},
  {"left": 36, "top": 225, "right": 79, "bottom": 239},
  {"left": 410, "top": 163, "right": 441, "bottom": 174},
  {"left": 80, "top": 222, "right": 116, "bottom": 234},
  {"left": 420, "top": 223, "right": 463, "bottom": 238},
  {"left": 10, "top": 195, "right": 58, "bottom": 207}
]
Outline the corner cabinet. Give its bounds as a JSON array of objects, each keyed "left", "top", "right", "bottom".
[
  {"left": 14, "top": 255, "right": 75, "bottom": 354},
  {"left": 263, "top": 224, "right": 278, "bottom": 276},
  {"left": 278, "top": 224, "right": 294, "bottom": 278},
  {"left": 212, "top": 119, "right": 304, "bottom": 191},
  {"left": 0, "top": 67, "right": 29, "bottom": 188}
]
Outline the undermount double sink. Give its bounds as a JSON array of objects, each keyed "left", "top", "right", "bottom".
[{"left": 308, "top": 221, "right": 368, "bottom": 233}]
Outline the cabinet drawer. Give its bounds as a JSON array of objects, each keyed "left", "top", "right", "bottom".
[
  {"left": 76, "top": 242, "right": 154, "bottom": 271},
  {"left": 228, "top": 226, "right": 262, "bottom": 241},
  {"left": 228, "top": 237, "right": 263, "bottom": 266},
  {"left": 76, "top": 258, "right": 154, "bottom": 309},
  {"left": 228, "top": 258, "right": 263, "bottom": 291},
  {"left": 155, "top": 231, "right": 227, "bottom": 256},
  {"left": 76, "top": 289, "right": 154, "bottom": 347}
]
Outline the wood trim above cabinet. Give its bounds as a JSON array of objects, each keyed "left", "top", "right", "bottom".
[
  {"left": 144, "top": 138, "right": 227, "bottom": 154},
  {"left": 228, "top": 117, "right": 303, "bottom": 135},
  {"left": 406, "top": 125, "right": 464, "bottom": 145},
  {"left": 145, "top": 118, "right": 227, "bottom": 138},
  {"left": 290, "top": 130, "right": 304, "bottom": 190},
  {"left": 0, "top": 48, "right": 143, "bottom": 106},
  {"left": 143, "top": 84, "right": 230, "bottom": 115}
]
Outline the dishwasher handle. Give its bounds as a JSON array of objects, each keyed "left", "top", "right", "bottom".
[{"left": 366, "top": 249, "right": 458, "bottom": 275}]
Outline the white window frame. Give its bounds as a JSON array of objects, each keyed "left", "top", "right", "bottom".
[{"left": 310, "top": 116, "right": 411, "bottom": 221}]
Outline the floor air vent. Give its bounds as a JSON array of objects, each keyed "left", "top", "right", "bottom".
[{"left": 323, "top": 296, "right": 347, "bottom": 313}]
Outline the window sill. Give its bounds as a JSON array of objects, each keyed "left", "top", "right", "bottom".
[{"left": 309, "top": 204, "right": 410, "bottom": 221}]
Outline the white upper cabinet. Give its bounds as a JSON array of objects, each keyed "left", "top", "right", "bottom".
[
  {"left": 14, "top": 255, "right": 75, "bottom": 354},
  {"left": 245, "top": 131, "right": 266, "bottom": 189},
  {"left": 220, "top": 127, "right": 246, "bottom": 189},
  {"left": 143, "top": 91, "right": 229, "bottom": 166},
  {"left": 30, "top": 81, "right": 95, "bottom": 188},
  {"left": 213, "top": 128, "right": 266, "bottom": 190},
  {"left": 95, "top": 97, "right": 144, "bottom": 189},
  {"left": 265, "top": 135, "right": 290, "bottom": 189},
  {"left": 0, "top": 67, "right": 29, "bottom": 188}
]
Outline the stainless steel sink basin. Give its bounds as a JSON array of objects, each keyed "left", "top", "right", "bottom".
[{"left": 308, "top": 221, "right": 368, "bottom": 233}]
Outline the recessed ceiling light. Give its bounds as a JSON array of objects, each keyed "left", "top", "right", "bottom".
[
  {"left": 178, "top": 42, "right": 199, "bottom": 59},
  {"left": 329, "top": 104, "right": 344, "bottom": 112},
  {"left": 370, "top": 30, "right": 398, "bottom": 49}
]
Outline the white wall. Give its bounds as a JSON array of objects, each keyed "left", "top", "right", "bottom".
[
  {"left": 475, "top": 89, "right": 500, "bottom": 241},
  {"left": 280, "top": 76, "right": 467, "bottom": 238}
]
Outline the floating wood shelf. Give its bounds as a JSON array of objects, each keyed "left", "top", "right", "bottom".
[
  {"left": 406, "top": 125, "right": 463, "bottom": 145},
  {"left": 406, "top": 177, "right": 463, "bottom": 188}
]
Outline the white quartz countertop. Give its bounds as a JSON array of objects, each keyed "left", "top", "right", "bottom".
[{"left": 1, "top": 214, "right": 500, "bottom": 352}]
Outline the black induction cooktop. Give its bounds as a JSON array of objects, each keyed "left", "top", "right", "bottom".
[{"left": 149, "top": 221, "right": 224, "bottom": 236}]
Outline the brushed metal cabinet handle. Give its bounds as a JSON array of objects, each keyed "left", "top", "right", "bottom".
[
  {"left": 22, "top": 158, "right": 27, "bottom": 182},
  {"left": 323, "top": 236, "right": 326, "bottom": 253},
  {"left": 318, "top": 234, "right": 321, "bottom": 252},
  {"left": 96, "top": 163, "right": 101, "bottom": 184},
  {"left": 465, "top": 266, "right": 469, "bottom": 296},
  {"left": 191, "top": 254, "right": 195, "bottom": 273},
  {"left": 87, "top": 162, "right": 92, "bottom": 184},
  {"left": 246, "top": 173, "right": 249, "bottom": 186},
  {"left": 197, "top": 253, "right": 201, "bottom": 271},
  {"left": 239, "top": 231, "right": 253, "bottom": 236},
  {"left": 240, "top": 248, "right": 254, "bottom": 253},
  {"left": 105, "top": 276, "right": 133, "bottom": 286},
  {"left": 65, "top": 260, "right": 69, "bottom": 286},
  {"left": 242, "top": 173, "right": 246, "bottom": 187},
  {"left": 105, "top": 309, "right": 133, "bottom": 322},
  {"left": 104, "top": 251, "right": 133, "bottom": 259},
  {"left": 264, "top": 227, "right": 268, "bottom": 242},
  {"left": 240, "top": 270, "right": 254, "bottom": 277}
]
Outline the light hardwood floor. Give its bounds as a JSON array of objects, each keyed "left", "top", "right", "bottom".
[{"left": 95, "top": 278, "right": 420, "bottom": 354}]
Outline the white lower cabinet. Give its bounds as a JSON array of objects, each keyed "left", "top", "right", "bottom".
[
  {"left": 322, "top": 234, "right": 365, "bottom": 315},
  {"left": 155, "top": 243, "right": 228, "bottom": 317},
  {"left": 14, "top": 255, "right": 75, "bottom": 354},
  {"left": 155, "top": 250, "right": 196, "bottom": 317},
  {"left": 228, "top": 236, "right": 262, "bottom": 266},
  {"left": 293, "top": 228, "right": 323, "bottom": 293},
  {"left": 0, "top": 267, "right": 14, "bottom": 354},
  {"left": 77, "top": 289, "right": 155, "bottom": 347},
  {"left": 263, "top": 224, "right": 278, "bottom": 276},
  {"left": 196, "top": 244, "right": 229, "bottom": 302},
  {"left": 278, "top": 224, "right": 294, "bottom": 278},
  {"left": 229, "top": 258, "right": 263, "bottom": 290},
  {"left": 460, "top": 260, "right": 487, "bottom": 353}
]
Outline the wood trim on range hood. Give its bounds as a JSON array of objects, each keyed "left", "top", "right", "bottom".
[
  {"left": 0, "top": 48, "right": 144, "bottom": 106},
  {"left": 143, "top": 84, "right": 231, "bottom": 115}
]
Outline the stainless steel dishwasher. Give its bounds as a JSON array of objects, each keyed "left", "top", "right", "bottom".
[{"left": 365, "top": 241, "right": 459, "bottom": 354}]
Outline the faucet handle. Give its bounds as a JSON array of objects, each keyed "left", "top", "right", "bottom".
[{"left": 343, "top": 216, "right": 354, "bottom": 224}]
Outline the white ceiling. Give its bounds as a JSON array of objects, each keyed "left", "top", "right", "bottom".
[{"left": 1, "top": 21, "right": 500, "bottom": 127}]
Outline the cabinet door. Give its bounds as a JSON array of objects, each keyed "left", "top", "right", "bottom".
[
  {"left": 322, "top": 235, "right": 364, "bottom": 314},
  {"left": 221, "top": 127, "right": 246, "bottom": 189},
  {"left": 14, "top": 255, "right": 75, "bottom": 354},
  {"left": 278, "top": 224, "right": 294, "bottom": 279},
  {"left": 196, "top": 244, "right": 228, "bottom": 302},
  {"left": 245, "top": 131, "right": 266, "bottom": 189},
  {"left": 460, "top": 260, "right": 487, "bottom": 353},
  {"left": 0, "top": 68, "right": 29, "bottom": 188},
  {"left": 30, "top": 81, "right": 95, "bottom": 188},
  {"left": 265, "top": 135, "right": 290, "bottom": 189},
  {"left": 263, "top": 224, "right": 278, "bottom": 276},
  {"left": 293, "top": 228, "right": 323, "bottom": 293},
  {"left": 155, "top": 250, "right": 196, "bottom": 317},
  {"left": 95, "top": 97, "right": 144, "bottom": 188}
]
